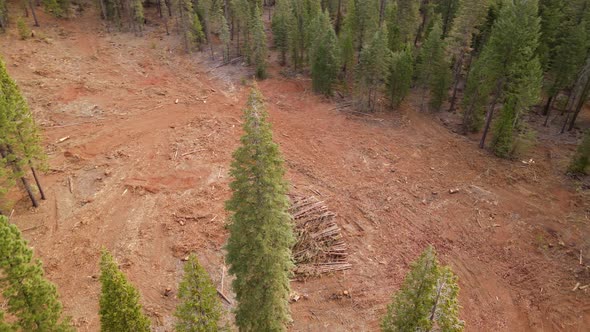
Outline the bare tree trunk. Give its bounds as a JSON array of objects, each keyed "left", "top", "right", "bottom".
[
  {"left": 0, "top": 146, "right": 39, "bottom": 208},
  {"left": 30, "top": 165, "right": 45, "bottom": 200},
  {"left": 29, "top": 0, "right": 39, "bottom": 27},
  {"left": 543, "top": 95, "right": 555, "bottom": 126},
  {"left": 335, "top": 0, "right": 342, "bottom": 35},
  {"left": 480, "top": 80, "right": 504, "bottom": 149},
  {"left": 568, "top": 80, "right": 590, "bottom": 131},
  {"left": 99, "top": 0, "right": 107, "bottom": 19}
]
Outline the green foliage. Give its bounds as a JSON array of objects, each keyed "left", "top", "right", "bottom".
[
  {"left": 0, "top": 0, "right": 7, "bottom": 32},
  {"left": 384, "top": 2, "right": 401, "bottom": 52},
  {"left": 342, "top": 0, "right": 378, "bottom": 55},
  {"left": 220, "top": 14, "right": 231, "bottom": 62},
  {"left": 461, "top": 59, "right": 493, "bottom": 132},
  {"left": 17, "top": 18, "right": 30, "bottom": 40},
  {"left": 435, "top": 0, "right": 460, "bottom": 37},
  {"left": 386, "top": 46, "right": 413, "bottom": 108},
  {"left": 287, "top": 0, "right": 320, "bottom": 70},
  {"left": 310, "top": 11, "right": 340, "bottom": 96},
  {"left": 0, "top": 311, "right": 15, "bottom": 331},
  {"left": 462, "top": 0, "right": 542, "bottom": 155},
  {"left": 395, "top": 0, "right": 421, "bottom": 45},
  {"left": 355, "top": 27, "right": 391, "bottom": 112},
  {"left": 272, "top": 0, "right": 291, "bottom": 65},
  {"left": 416, "top": 16, "right": 451, "bottom": 111},
  {"left": 132, "top": 0, "right": 144, "bottom": 33},
  {"left": 99, "top": 249, "right": 151, "bottom": 332},
  {"left": 42, "top": 0, "right": 63, "bottom": 17},
  {"left": 0, "top": 57, "right": 46, "bottom": 201},
  {"left": 191, "top": 13, "right": 206, "bottom": 48},
  {"left": 381, "top": 246, "right": 464, "bottom": 332},
  {"left": 568, "top": 130, "right": 590, "bottom": 175},
  {"left": 225, "top": 86, "right": 295, "bottom": 332},
  {"left": 175, "top": 254, "right": 222, "bottom": 332},
  {"left": 250, "top": 5, "right": 268, "bottom": 79},
  {"left": 104, "top": 0, "right": 122, "bottom": 25},
  {"left": 0, "top": 215, "right": 73, "bottom": 331},
  {"left": 538, "top": 0, "right": 566, "bottom": 71}
]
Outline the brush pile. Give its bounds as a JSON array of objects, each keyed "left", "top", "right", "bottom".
[{"left": 289, "top": 195, "right": 351, "bottom": 278}]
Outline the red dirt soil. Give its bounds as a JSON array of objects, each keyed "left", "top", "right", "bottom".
[{"left": 1, "top": 5, "right": 589, "bottom": 332}]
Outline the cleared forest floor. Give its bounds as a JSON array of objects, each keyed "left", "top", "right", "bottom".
[{"left": 1, "top": 7, "right": 589, "bottom": 332}]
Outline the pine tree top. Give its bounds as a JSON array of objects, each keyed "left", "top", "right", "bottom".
[
  {"left": 99, "top": 249, "right": 150, "bottom": 332},
  {"left": 175, "top": 254, "right": 222, "bottom": 332}
]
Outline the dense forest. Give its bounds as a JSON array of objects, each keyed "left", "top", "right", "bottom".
[{"left": 0, "top": 0, "right": 589, "bottom": 330}]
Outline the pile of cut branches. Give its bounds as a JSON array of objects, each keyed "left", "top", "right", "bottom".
[{"left": 289, "top": 195, "right": 351, "bottom": 278}]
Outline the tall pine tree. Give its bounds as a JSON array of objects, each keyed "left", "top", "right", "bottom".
[
  {"left": 310, "top": 10, "right": 340, "bottom": 96},
  {"left": 225, "top": 86, "right": 295, "bottom": 331},
  {"left": 175, "top": 254, "right": 222, "bottom": 332},
  {"left": 381, "top": 246, "right": 463, "bottom": 332},
  {"left": 355, "top": 27, "right": 391, "bottom": 112},
  {"left": 386, "top": 45, "right": 414, "bottom": 108},
  {"left": 0, "top": 215, "right": 73, "bottom": 331},
  {"left": 416, "top": 16, "right": 451, "bottom": 112},
  {"left": 99, "top": 249, "right": 151, "bottom": 332},
  {"left": 250, "top": 5, "right": 269, "bottom": 79},
  {"left": 0, "top": 57, "right": 46, "bottom": 208},
  {"left": 462, "top": 0, "right": 542, "bottom": 156}
]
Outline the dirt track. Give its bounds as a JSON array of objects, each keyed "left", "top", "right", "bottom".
[{"left": 1, "top": 7, "right": 590, "bottom": 331}]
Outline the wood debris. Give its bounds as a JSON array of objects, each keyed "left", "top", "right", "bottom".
[{"left": 289, "top": 195, "right": 351, "bottom": 278}]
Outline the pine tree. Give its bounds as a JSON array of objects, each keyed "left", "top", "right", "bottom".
[
  {"left": 384, "top": 2, "right": 401, "bottom": 52},
  {"left": 395, "top": 0, "right": 421, "bottom": 46},
  {"left": 99, "top": 249, "right": 151, "bottom": 332},
  {"left": 0, "top": 0, "right": 8, "bottom": 32},
  {"left": 416, "top": 16, "right": 451, "bottom": 111},
  {"left": 220, "top": 14, "right": 231, "bottom": 62},
  {"left": 568, "top": 130, "right": 590, "bottom": 175},
  {"left": 447, "top": 0, "right": 491, "bottom": 112},
  {"left": 132, "top": 0, "right": 144, "bottom": 35},
  {"left": 17, "top": 17, "right": 30, "bottom": 40},
  {"left": 342, "top": 0, "right": 378, "bottom": 56},
  {"left": 462, "top": 0, "right": 542, "bottom": 156},
  {"left": 355, "top": 27, "right": 391, "bottom": 112},
  {"left": 386, "top": 45, "right": 413, "bottom": 108},
  {"left": 381, "top": 246, "right": 463, "bottom": 332},
  {"left": 272, "top": 0, "right": 292, "bottom": 65},
  {"left": 0, "top": 215, "right": 73, "bottom": 331},
  {"left": 250, "top": 5, "right": 268, "bottom": 79},
  {"left": 0, "top": 57, "right": 46, "bottom": 207},
  {"left": 436, "top": 0, "right": 460, "bottom": 37},
  {"left": 225, "top": 86, "right": 295, "bottom": 332},
  {"left": 538, "top": 0, "right": 566, "bottom": 71},
  {"left": 310, "top": 11, "right": 340, "bottom": 96},
  {"left": 175, "top": 254, "right": 222, "bottom": 332}
]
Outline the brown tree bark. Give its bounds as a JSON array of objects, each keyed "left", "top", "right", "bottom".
[
  {"left": 480, "top": 79, "right": 504, "bottom": 149},
  {"left": 30, "top": 166, "right": 45, "bottom": 200},
  {"left": 0, "top": 146, "right": 39, "bottom": 208},
  {"left": 29, "top": 0, "right": 39, "bottom": 27}
]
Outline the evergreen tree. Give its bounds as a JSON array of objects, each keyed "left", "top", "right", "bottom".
[
  {"left": 0, "top": 58, "right": 46, "bottom": 208},
  {"left": 386, "top": 45, "right": 413, "bottom": 108},
  {"left": 395, "top": 0, "right": 420, "bottom": 46},
  {"left": 225, "top": 86, "right": 295, "bottom": 332},
  {"left": 568, "top": 130, "right": 590, "bottom": 175},
  {"left": 355, "top": 27, "right": 391, "bottom": 112},
  {"left": 436, "top": 0, "right": 460, "bottom": 37},
  {"left": 384, "top": 2, "right": 401, "bottom": 51},
  {"left": 462, "top": 0, "right": 542, "bottom": 156},
  {"left": 272, "top": 0, "right": 292, "bottom": 65},
  {"left": 342, "top": 0, "right": 378, "bottom": 56},
  {"left": 537, "top": 0, "right": 566, "bottom": 71},
  {"left": 0, "top": 0, "right": 7, "bottom": 32},
  {"left": 17, "top": 18, "right": 30, "bottom": 40},
  {"left": 99, "top": 249, "right": 151, "bottom": 332},
  {"left": 250, "top": 5, "right": 268, "bottom": 79},
  {"left": 220, "top": 14, "right": 231, "bottom": 62},
  {"left": 132, "top": 0, "right": 144, "bottom": 34},
  {"left": 0, "top": 215, "right": 73, "bottom": 331},
  {"left": 175, "top": 254, "right": 222, "bottom": 332},
  {"left": 310, "top": 11, "right": 340, "bottom": 96},
  {"left": 381, "top": 246, "right": 463, "bottom": 332},
  {"left": 447, "top": 0, "right": 491, "bottom": 112},
  {"left": 416, "top": 16, "right": 451, "bottom": 111}
]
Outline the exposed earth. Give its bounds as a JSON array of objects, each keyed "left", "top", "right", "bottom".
[{"left": 1, "top": 5, "right": 589, "bottom": 332}]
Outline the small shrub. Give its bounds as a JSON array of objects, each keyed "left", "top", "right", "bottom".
[{"left": 17, "top": 18, "right": 30, "bottom": 40}]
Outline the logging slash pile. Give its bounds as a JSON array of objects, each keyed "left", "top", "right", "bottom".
[{"left": 289, "top": 195, "right": 351, "bottom": 278}]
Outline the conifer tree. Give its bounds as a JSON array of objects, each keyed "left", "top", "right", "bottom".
[
  {"left": 395, "top": 0, "right": 420, "bottom": 46},
  {"left": 355, "top": 27, "right": 391, "bottom": 112},
  {"left": 0, "top": 58, "right": 46, "bottom": 207},
  {"left": 0, "top": 215, "right": 73, "bottom": 331},
  {"left": 436, "top": 0, "right": 460, "bottom": 37},
  {"left": 220, "top": 14, "right": 231, "bottom": 62},
  {"left": 568, "top": 130, "right": 590, "bottom": 175},
  {"left": 386, "top": 45, "right": 413, "bottom": 108},
  {"left": 381, "top": 246, "right": 463, "bottom": 332},
  {"left": 132, "top": 0, "right": 144, "bottom": 34},
  {"left": 342, "top": 0, "right": 378, "bottom": 56},
  {"left": 250, "top": 5, "right": 268, "bottom": 79},
  {"left": 384, "top": 2, "right": 401, "bottom": 52},
  {"left": 447, "top": 0, "right": 490, "bottom": 112},
  {"left": 310, "top": 11, "right": 340, "bottom": 96},
  {"left": 462, "top": 0, "right": 542, "bottom": 156},
  {"left": 416, "top": 16, "right": 451, "bottom": 111},
  {"left": 537, "top": 0, "right": 566, "bottom": 71},
  {"left": 0, "top": 0, "right": 7, "bottom": 32},
  {"left": 17, "top": 18, "right": 30, "bottom": 40},
  {"left": 99, "top": 249, "right": 151, "bottom": 332},
  {"left": 175, "top": 254, "right": 222, "bottom": 332},
  {"left": 271, "top": 0, "right": 291, "bottom": 65},
  {"left": 225, "top": 86, "right": 295, "bottom": 332}
]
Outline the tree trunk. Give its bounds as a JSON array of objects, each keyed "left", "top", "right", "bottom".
[
  {"left": 448, "top": 51, "right": 465, "bottom": 112},
  {"left": 335, "top": 0, "right": 342, "bottom": 35},
  {"left": 29, "top": 0, "right": 39, "bottom": 27},
  {"left": 30, "top": 166, "right": 45, "bottom": 200},
  {"left": 157, "top": 0, "right": 162, "bottom": 18},
  {"left": 543, "top": 95, "right": 555, "bottom": 126},
  {"left": 0, "top": 146, "right": 39, "bottom": 208},
  {"left": 414, "top": 0, "right": 429, "bottom": 46},
  {"left": 99, "top": 0, "right": 107, "bottom": 19},
  {"left": 480, "top": 80, "right": 504, "bottom": 149},
  {"left": 568, "top": 76, "right": 590, "bottom": 131}
]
